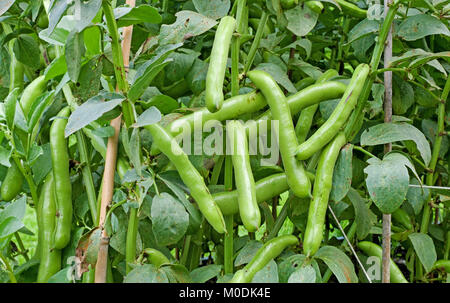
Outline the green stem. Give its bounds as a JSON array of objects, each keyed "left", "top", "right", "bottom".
[
  {"left": 224, "top": 156, "right": 234, "bottom": 274},
  {"left": 12, "top": 155, "right": 39, "bottom": 206},
  {"left": 102, "top": 0, "right": 133, "bottom": 127},
  {"left": 231, "top": 0, "right": 247, "bottom": 96},
  {"left": 180, "top": 235, "right": 192, "bottom": 266},
  {"left": 353, "top": 145, "right": 378, "bottom": 159},
  {"left": 0, "top": 252, "right": 17, "bottom": 283},
  {"left": 210, "top": 156, "right": 225, "bottom": 185},
  {"left": 344, "top": 0, "right": 401, "bottom": 140},
  {"left": 374, "top": 67, "right": 408, "bottom": 74},
  {"left": 322, "top": 221, "right": 357, "bottom": 283},
  {"left": 243, "top": 11, "right": 268, "bottom": 74},
  {"left": 14, "top": 232, "right": 29, "bottom": 262},
  {"left": 126, "top": 207, "right": 139, "bottom": 274},
  {"left": 420, "top": 76, "right": 450, "bottom": 234},
  {"left": 267, "top": 201, "right": 289, "bottom": 241}
]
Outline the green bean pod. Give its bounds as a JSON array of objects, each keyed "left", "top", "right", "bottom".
[
  {"left": 37, "top": 173, "right": 61, "bottom": 283},
  {"left": 19, "top": 75, "right": 47, "bottom": 117},
  {"left": 296, "top": 64, "right": 369, "bottom": 160},
  {"left": 227, "top": 120, "right": 260, "bottom": 232},
  {"left": 303, "top": 132, "right": 346, "bottom": 257},
  {"left": 253, "top": 81, "right": 347, "bottom": 132},
  {"left": 1, "top": 160, "right": 24, "bottom": 202},
  {"left": 357, "top": 241, "right": 408, "bottom": 283},
  {"left": 50, "top": 107, "right": 72, "bottom": 249},
  {"left": 214, "top": 172, "right": 314, "bottom": 215},
  {"left": 230, "top": 235, "right": 299, "bottom": 282},
  {"left": 247, "top": 70, "right": 311, "bottom": 198},
  {"left": 145, "top": 123, "right": 226, "bottom": 234},
  {"left": 306, "top": 1, "right": 324, "bottom": 13},
  {"left": 431, "top": 260, "right": 450, "bottom": 273},
  {"left": 392, "top": 208, "right": 413, "bottom": 230},
  {"left": 335, "top": 0, "right": 367, "bottom": 19},
  {"left": 9, "top": 47, "right": 24, "bottom": 92},
  {"left": 205, "top": 16, "right": 236, "bottom": 112},
  {"left": 295, "top": 69, "right": 339, "bottom": 143},
  {"left": 142, "top": 248, "right": 171, "bottom": 267},
  {"left": 150, "top": 81, "right": 346, "bottom": 156}
]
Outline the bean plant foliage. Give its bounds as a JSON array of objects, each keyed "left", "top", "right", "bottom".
[{"left": 0, "top": 0, "right": 448, "bottom": 284}]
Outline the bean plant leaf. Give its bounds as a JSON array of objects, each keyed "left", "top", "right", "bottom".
[
  {"left": 115, "top": 5, "right": 162, "bottom": 27},
  {"left": 397, "top": 14, "right": 450, "bottom": 41},
  {"left": 74, "top": 0, "right": 102, "bottom": 32},
  {"left": 65, "top": 93, "right": 125, "bottom": 137},
  {"left": 408, "top": 233, "right": 437, "bottom": 273},
  {"left": 364, "top": 153, "right": 410, "bottom": 214},
  {"left": 252, "top": 260, "right": 278, "bottom": 283},
  {"left": 0, "top": 0, "right": 15, "bottom": 17},
  {"left": 123, "top": 264, "right": 169, "bottom": 283},
  {"left": 192, "top": 0, "right": 230, "bottom": 20},
  {"left": 346, "top": 19, "right": 380, "bottom": 45},
  {"left": 330, "top": 143, "right": 353, "bottom": 202},
  {"left": 315, "top": 246, "right": 358, "bottom": 283},
  {"left": 285, "top": 4, "right": 319, "bottom": 37},
  {"left": 234, "top": 240, "right": 263, "bottom": 266},
  {"left": 47, "top": 0, "right": 69, "bottom": 34},
  {"left": 13, "top": 35, "right": 41, "bottom": 69},
  {"left": 65, "top": 30, "right": 85, "bottom": 83},
  {"left": 151, "top": 193, "right": 189, "bottom": 247},
  {"left": 360, "top": 123, "right": 431, "bottom": 166},
  {"left": 159, "top": 11, "right": 217, "bottom": 45},
  {"left": 287, "top": 265, "right": 316, "bottom": 283},
  {"left": 406, "top": 177, "right": 430, "bottom": 215},
  {"left": 190, "top": 264, "right": 222, "bottom": 283},
  {"left": 346, "top": 188, "right": 371, "bottom": 240},
  {"left": 44, "top": 55, "right": 67, "bottom": 81},
  {"left": 255, "top": 63, "right": 296, "bottom": 93}
]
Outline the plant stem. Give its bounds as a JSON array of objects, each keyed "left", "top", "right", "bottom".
[
  {"left": 14, "top": 232, "right": 29, "bottom": 262},
  {"left": 224, "top": 156, "right": 234, "bottom": 274},
  {"left": 243, "top": 11, "right": 268, "bottom": 74},
  {"left": 353, "top": 145, "right": 378, "bottom": 159},
  {"left": 267, "top": 201, "right": 288, "bottom": 241},
  {"left": 0, "top": 252, "right": 17, "bottom": 283},
  {"left": 420, "top": 76, "right": 450, "bottom": 234},
  {"left": 102, "top": 0, "right": 134, "bottom": 127},
  {"left": 344, "top": 0, "right": 401, "bottom": 141},
  {"left": 231, "top": 0, "right": 246, "bottom": 96},
  {"left": 382, "top": 0, "right": 394, "bottom": 283}
]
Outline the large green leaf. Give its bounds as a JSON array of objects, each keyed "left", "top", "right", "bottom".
[
  {"left": 65, "top": 29, "right": 85, "bottom": 83},
  {"left": 315, "top": 246, "right": 358, "bottom": 283},
  {"left": 159, "top": 11, "right": 217, "bottom": 45},
  {"left": 123, "top": 264, "right": 169, "bottom": 283},
  {"left": 330, "top": 144, "right": 353, "bottom": 202},
  {"left": 287, "top": 265, "right": 316, "bottom": 283},
  {"left": 285, "top": 4, "right": 319, "bottom": 37},
  {"left": 346, "top": 188, "right": 372, "bottom": 240},
  {"left": 251, "top": 260, "right": 278, "bottom": 283},
  {"left": 151, "top": 193, "right": 189, "bottom": 246},
  {"left": 0, "top": 0, "right": 15, "bottom": 17},
  {"left": 192, "top": 0, "right": 230, "bottom": 20},
  {"left": 13, "top": 35, "right": 41, "bottom": 69},
  {"left": 360, "top": 123, "right": 431, "bottom": 166},
  {"left": 115, "top": 5, "right": 162, "bottom": 27},
  {"left": 65, "top": 92, "right": 125, "bottom": 137},
  {"left": 364, "top": 153, "right": 410, "bottom": 214},
  {"left": 397, "top": 14, "right": 450, "bottom": 41},
  {"left": 255, "top": 63, "right": 296, "bottom": 93},
  {"left": 408, "top": 233, "right": 437, "bottom": 273},
  {"left": 190, "top": 264, "right": 222, "bottom": 283}
]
